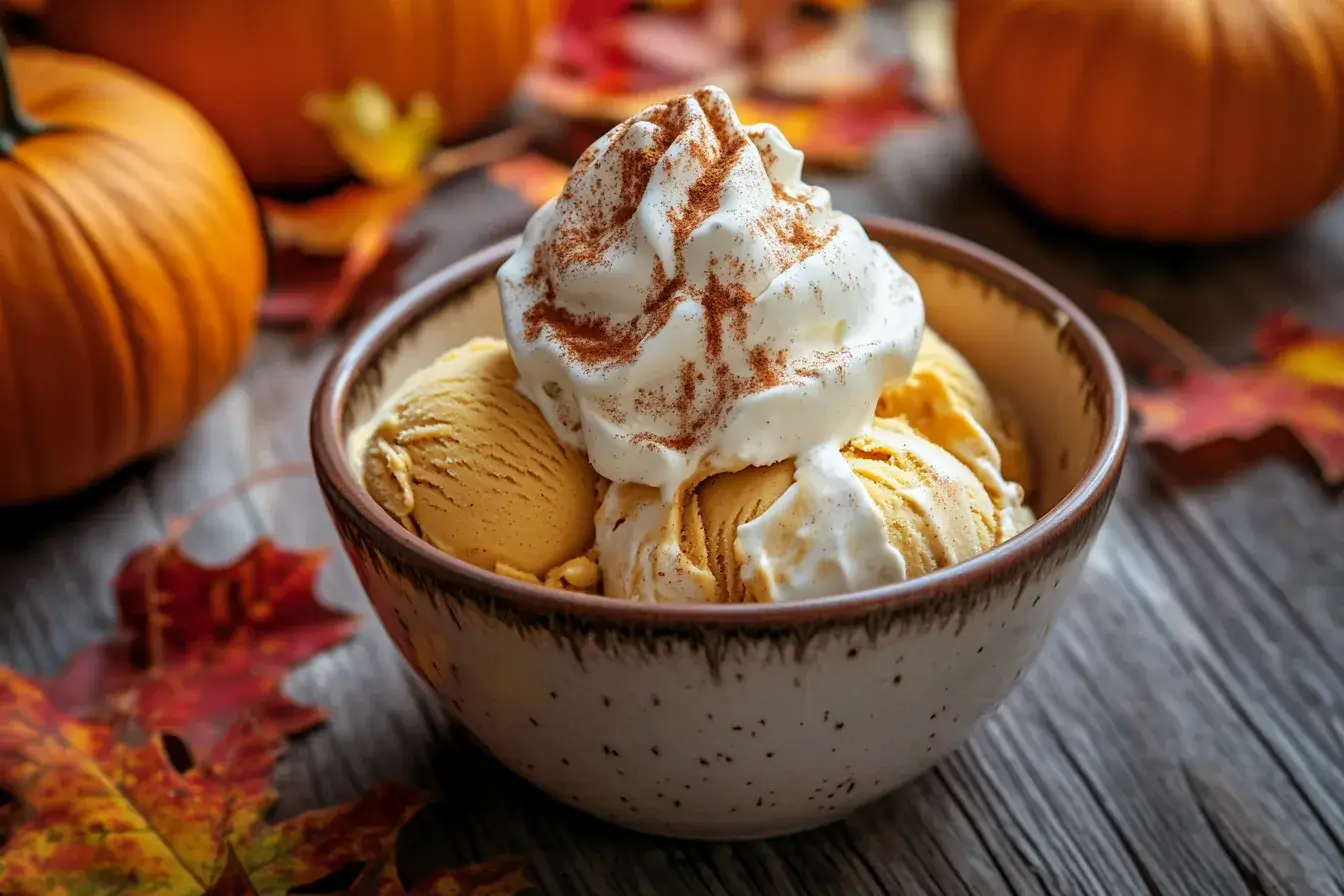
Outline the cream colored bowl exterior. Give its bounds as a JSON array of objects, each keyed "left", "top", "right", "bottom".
[{"left": 317, "top": 223, "right": 1123, "bottom": 840}]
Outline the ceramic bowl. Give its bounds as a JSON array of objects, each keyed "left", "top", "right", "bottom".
[{"left": 311, "top": 216, "right": 1127, "bottom": 840}]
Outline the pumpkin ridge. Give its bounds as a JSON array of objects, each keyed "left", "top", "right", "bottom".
[
  {"left": 65, "top": 122, "right": 263, "bottom": 366},
  {"left": 1187, "top": 0, "right": 1222, "bottom": 237},
  {"left": 70, "top": 126, "right": 245, "bottom": 227},
  {"left": 1305, "top": 2, "right": 1344, "bottom": 197},
  {"left": 1045, "top": 4, "right": 1115, "bottom": 224},
  {"left": 1, "top": 172, "right": 110, "bottom": 485},
  {"left": 1271, "top": 0, "right": 1340, "bottom": 221},
  {"left": 12, "top": 162, "right": 146, "bottom": 482},
  {"left": 1298, "top": 0, "right": 1344, "bottom": 200},
  {"left": 91, "top": 150, "right": 209, "bottom": 422},
  {"left": 1234, "top": 0, "right": 1287, "bottom": 230},
  {"left": 88, "top": 133, "right": 256, "bottom": 415},
  {"left": 0, "top": 186, "right": 51, "bottom": 491},
  {"left": 29, "top": 161, "right": 164, "bottom": 459}
]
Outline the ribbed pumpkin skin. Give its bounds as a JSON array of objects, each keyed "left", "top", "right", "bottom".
[
  {"left": 956, "top": 0, "right": 1344, "bottom": 243},
  {"left": 45, "top": 0, "right": 557, "bottom": 188},
  {"left": 0, "top": 48, "right": 264, "bottom": 505}
]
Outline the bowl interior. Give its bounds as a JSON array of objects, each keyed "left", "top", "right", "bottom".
[{"left": 341, "top": 232, "right": 1108, "bottom": 522}]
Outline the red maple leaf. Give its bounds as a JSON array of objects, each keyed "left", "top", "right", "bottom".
[
  {"left": 341, "top": 853, "right": 533, "bottom": 896},
  {"left": 0, "top": 667, "right": 533, "bottom": 895},
  {"left": 1103, "top": 296, "right": 1344, "bottom": 484},
  {"left": 41, "top": 538, "right": 358, "bottom": 768}
]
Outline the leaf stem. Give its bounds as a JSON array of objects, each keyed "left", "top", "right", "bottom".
[
  {"left": 422, "top": 123, "right": 535, "bottom": 184},
  {"left": 162, "top": 461, "right": 316, "bottom": 546},
  {"left": 1097, "top": 291, "right": 1222, "bottom": 372}
]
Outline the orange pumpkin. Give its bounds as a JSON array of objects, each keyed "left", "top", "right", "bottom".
[
  {"left": 956, "top": 0, "right": 1344, "bottom": 243},
  {"left": 45, "top": 0, "right": 558, "bottom": 188},
  {"left": 0, "top": 35, "right": 264, "bottom": 505}
]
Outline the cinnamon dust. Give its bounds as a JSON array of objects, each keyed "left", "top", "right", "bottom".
[{"left": 521, "top": 89, "right": 842, "bottom": 454}]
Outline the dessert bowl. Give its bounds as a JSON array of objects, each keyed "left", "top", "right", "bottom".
[{"left": 311, "top": 216, "right": 1127, "bottom": 840}]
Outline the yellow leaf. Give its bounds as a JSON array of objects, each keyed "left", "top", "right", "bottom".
[
  {"left": 1273, "top": 340, "right": 1344, "bottom": 389},
  {"left": 305, "top": 79, "right": 443, "bottom": 187}
]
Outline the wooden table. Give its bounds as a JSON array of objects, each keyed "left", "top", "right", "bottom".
[{"left": 2, "top": 123, "right": 1341, "bottom": 896}]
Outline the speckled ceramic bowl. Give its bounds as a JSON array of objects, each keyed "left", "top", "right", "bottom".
[{"left": 311, "top": 217, "right": 1127, "bottom": 840}]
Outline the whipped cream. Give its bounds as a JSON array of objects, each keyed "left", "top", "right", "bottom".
[
  {"left": 734, "top": 441, "right": 906, "bottom": 602},
  {"left": 598, "top": 422, "right": 1011, "bottom": 604},
  {"left": 498, "top": 86, "right": 923, "bottom": 498}
]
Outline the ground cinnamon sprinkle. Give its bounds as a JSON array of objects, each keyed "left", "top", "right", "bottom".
[
  {"left": 521, "top": 90, "right": 843, "bottom": 455},
  {"left": 700, "top": 267, "right": 753, "bottom": 360}
]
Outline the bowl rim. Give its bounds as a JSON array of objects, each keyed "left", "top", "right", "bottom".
[{"left": 311, "top": 215, "right": 1128, "bottom": 627}]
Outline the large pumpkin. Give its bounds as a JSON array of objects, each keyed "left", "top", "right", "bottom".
[
  {"left": 0, "top": 36, "right": 264, "bottom": 505},
  {"left": 45, "top": 0, "right": 558, "bottom": 188},
  {"left": 956, "top": 0, "right": 1344, "bottom": 243}
]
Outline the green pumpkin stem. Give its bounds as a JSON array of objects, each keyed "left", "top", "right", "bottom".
[{"left": 0, "top": 28, "right": 49, "bottom": 157}]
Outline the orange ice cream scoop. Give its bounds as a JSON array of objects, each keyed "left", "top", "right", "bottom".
[
  {"left": 355, "top": 337, "right": 599, "bottom": 583},
  {"left": 598, "top": 418, "right": 1008, "bottom": 604},
  {"left": 877, "top": 328, "right": 1033, "bottom": 497}
]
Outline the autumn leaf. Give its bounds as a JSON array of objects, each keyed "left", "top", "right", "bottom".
[
  {"left": 346, "top": 853, "right": 533, "bottom": 896},
  {"left": 735, "top": 64, "right": 933, "bottom": 170},
  {"left": 258, "top": 78, "right": 439, "bottom": 341},
  {"left": 1102, "top": 295, "right": 1344, "bottom": 484},
  {"left": 42, "top": 538, "right": 358, "bottom": 767},
  {"left": 0, "top": 666, "right": 429, "bottom": 896},
  {"left": 206, "top": 850, "right": 261, "bottom": 896},
  {"left": 260, "top": 77, "right": 532, "bottom": 339},
  {"left": 304, "top": 80, "right": 444, "bottom": 189}
]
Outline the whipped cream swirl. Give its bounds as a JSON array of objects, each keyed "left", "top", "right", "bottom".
[{"left": 498, "top": 86, "right": 923, "bottom": 497}]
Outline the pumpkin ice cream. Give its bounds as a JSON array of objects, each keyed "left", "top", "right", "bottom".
[
  {"left": 597, "top": 418, "right": 1017, "bottom": 604},
  {"left": 352, "top": 338, "right": 600, "bottom": 589},
  {"left": 356, "top": 87, "right": 1038, "bottom": 602},
  {"left": 878, "top": 328, "right": 1033, "bottom": 532}
]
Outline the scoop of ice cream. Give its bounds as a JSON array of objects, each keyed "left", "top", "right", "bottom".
[
  {"left": 597, "top": 418, "right": 1004, "bottom": 603},
  {"left": 498, "top": 85, "right": 923, "bottom": 498},
  {"left": 353, "top": 338, "right": 600, "bottom": 582},
  {"left": 877, "top": 328, "right": 1033, "bottom": 509}
]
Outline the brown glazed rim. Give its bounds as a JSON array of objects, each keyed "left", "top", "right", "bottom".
[{"left": 311, "top": 216, "right": 1128, "bottom": 628}]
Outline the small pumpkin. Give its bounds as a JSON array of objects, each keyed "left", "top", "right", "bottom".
[
  {"left": 956, "top": 0, "right": 1344, "bottom": 242},
  {"left": 0, "top": 34, "right": 265, "bottom": 505},
  {"left": 45, "top": 0, "right": 558, "bottom": 188}
]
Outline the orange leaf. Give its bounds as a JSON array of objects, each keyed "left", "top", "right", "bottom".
[
  {"left": 41, "top": 539, "right": 357, "bottom": 771},
  {"left": 1122, "top": 308, "right": 1344, "bottom": 484},
  {"left": 0, "top": 666, "right": 427, "bottom": 895},
  {"left": 263, "top": 181, "right": 425, "bottom": 257},
  {"left": 261, "top": 180, "right": 425, "bottom": 339}
]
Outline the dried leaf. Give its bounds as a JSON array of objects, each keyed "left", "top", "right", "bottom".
[
  {"left": 736, "top": 65, "right": 932, "bottom": 170},
  {"left": 305, "top": 80, "right": 443, "bottom": 188},
  {"left": 1112, "top": 298, "right": 1344, "bottom": 484},
  {"left": 263, "top": 182, "right": 426, "bottom": 258},
  {"left": 42, "top": 539, "right": 358, "bottom": 765},
  {"left": 0, "top": 667, "right": 428, "bottom": 895},
  {"left": 261, "top": 181, "right": 425, "bottom": 340},
  {"left": 207, "top": 850, "right": 262, "bottom": 896},
  {"left": 347, "top": 854, "right": 532, "bottom": 896}
]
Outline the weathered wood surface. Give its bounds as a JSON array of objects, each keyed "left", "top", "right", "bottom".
[{"left": 2, "top": 122, "right": 1341, "bottom": 896}]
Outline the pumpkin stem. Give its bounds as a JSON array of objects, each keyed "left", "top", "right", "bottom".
[{"left": 0, "top": 29, "right": 50, "bottom": 157}]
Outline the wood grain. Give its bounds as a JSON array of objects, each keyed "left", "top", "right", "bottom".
[{"left": 2, "top": 129, "right": 1342, "bottom": 895}]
